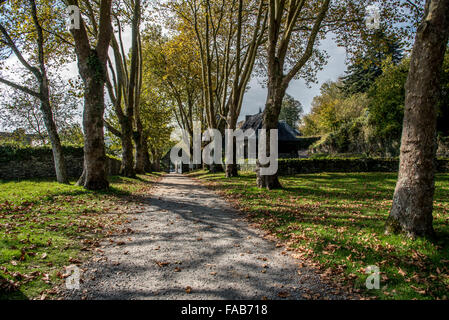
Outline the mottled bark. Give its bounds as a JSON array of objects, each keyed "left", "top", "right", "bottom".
[
  {"left": 133, "top": 118, "right": 149, "bottom": 174},
  {"left": 120, "top": 118, "right": 135, "bottom": 177},
  {"left": 142, "top": 138, "right": 152, "bottom": 173},
  {"left": 153, "top": 157, "right": 161, "bottom": 172},
  {"left": 70, "top": 0, "right": 112, "bottom": 190},
  {"left": 386, "top": 0, "right": 449, "bottom": 239},
  {"left": 122, "top": 0, "right": 141, "bottom": 177},
  {"left": 256, "top": 81, "right": 284, "bottom": 190},
  {"left": 76, "top": 56, "right": 109, "bottom": 190},
  {"left": 40, "top": 84, "right": 69, "bottom": 184}
]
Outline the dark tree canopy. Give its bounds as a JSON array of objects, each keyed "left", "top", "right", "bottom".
[
  {"left": 279, "top": 94, "right": 303, "bottom": 129},
  {"left": 341, "top": 30, "right": 403, "bottom": 96}
]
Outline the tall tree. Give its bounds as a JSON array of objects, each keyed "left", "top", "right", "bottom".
[
  {"left": 386, "top": 0, "right": 449, "bottom": 238},
  {"left": 0, "top": 0, "right": 70, "bottom": 183},
  {"left": 0, "top": 74, "right": 80, "bottom": 145},
  {"left": 168, "top": 0, "right": 234, "bottom": 133},
  {"left": 256, "top": 0, "right": 417, "bottom": 189},
  {"left": 105, "top": 0, "right": 142, "bottom": 177},
  {"left": 66, "top": 0, "right": 113, "bottom": 190},
  {"left": 224, "top": 0, "right": 267, "bottom": 177},
  {"left": 141, "top": 27, "right": 203, "bottom": 161},
  {"left": 257, "top": 0, "right": 331, "bottom": 189}
]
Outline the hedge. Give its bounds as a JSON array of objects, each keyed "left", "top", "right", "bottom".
[
  {"left": 0, "top": 145, "right": 84, "bottom": 163},
  {"left": 278, "top": 158, "right": 449, "bottom": 174},
  {"left": 240, "top": 158, "right": 449, "bottom": 174}
]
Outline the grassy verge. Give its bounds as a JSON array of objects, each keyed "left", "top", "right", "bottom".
[
  {"left": 187, "top": 170, "right": 449, "bottom": 300},
  {"left": 0, "top": 173, "right": 163, "bottom": 300}
]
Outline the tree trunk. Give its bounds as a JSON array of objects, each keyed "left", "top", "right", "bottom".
[
  {"left": 134, "top": 130, "right": 150, "bottom": 174},
  {"left": 121, "top": 0, "right": 140, "bottom": 177},
  {"left": 225, "top": 163, "right": 238, "bottom": 177},
  {"left": 225, "top": 121, "right": 239, "bottom": 178},
  {"left": 153, "top": 157, "right": 161, "bottom": 172},
  {"left": 40, "top": 92, "right": 69, "bottom": 184},
  {"left": 77, "top": 53, "right": 109, "bottom": 190},
  {"left": 120, "top": 117, "right": 135, "bottom": 177},
  {"left": 69, "top": 0, "right": 112, "bottom": 190},
  {"left": 142, "top": 137, "right": 152, "bottom": 173},
  {"left": 386, "top": 0, "right": 449, "bottom": 239},
  {"left": 256, "top": 81, "right": 284, "bottom": 190}
]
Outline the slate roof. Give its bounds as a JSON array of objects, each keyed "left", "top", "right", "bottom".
[{"left": 240, "top": 113, "right": 301, "bottom": 142}]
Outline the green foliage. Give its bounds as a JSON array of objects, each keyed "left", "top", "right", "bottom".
[
  {"left": 367, "top": 58, "right": 409, "bottom": 142},
  {"left": 367, "top": 53, "right": 449, "bottom": 144},
  {"left": 302, "top": 52, "right": 449, "bottom": 157},
  {"left": 301, "top": 81, "right": 368, "bottom": 137},
  {"left": 60, "top": 124, "right": 84, "bottom": 147},
  {"left": 341, "top": 30, "right": 403, "bottom": 96},
  {"left": 279, "top": 94, "right": 303, "bottom": 129}
]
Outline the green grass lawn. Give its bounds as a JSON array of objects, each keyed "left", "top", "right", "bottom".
[
  {"left": 0, "top": 173, "right": 163, "bottom": 300},
  {"left": 188, "top": 170, "right": 449, "bottom": 300}
]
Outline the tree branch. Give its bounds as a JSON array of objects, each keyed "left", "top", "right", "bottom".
[
  {"left": 0, "top": 23, "right": 40, "bottom": 79},
  {"left": 104, "top": 120, "right": 122, "bottom": 138},
  {"left": 0, "top": 77, "right": 41, "bottom": 98},
  {"left": 283, "top": 0, "right": 330, "bottom": 87}
]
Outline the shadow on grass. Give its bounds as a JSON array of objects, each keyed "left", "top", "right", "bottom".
[
  {"left": 0, "top": 275, "right": 29, "bottom": 300},
  {"left": 193, "top": 171, "right": 449, "bottom": 298}
]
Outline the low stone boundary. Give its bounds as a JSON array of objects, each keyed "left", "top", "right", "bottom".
[{"left": 0, "top": 146, "right": 121, "bottom": 180}]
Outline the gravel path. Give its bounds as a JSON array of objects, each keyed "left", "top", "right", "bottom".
[{"left": 65, "top": 174, "right": 345, "bottom": 300}]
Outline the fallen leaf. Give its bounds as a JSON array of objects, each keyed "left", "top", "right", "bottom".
[
  {"left": 156, "top": 261, "right": 170, "bottom": 268},
  {"left": 278, "top": 291, "right": 290, "bottom": 298}
]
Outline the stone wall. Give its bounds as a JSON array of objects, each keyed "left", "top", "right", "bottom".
[{"left": 0, "top": 147, "right": 121, "bottom": 180}]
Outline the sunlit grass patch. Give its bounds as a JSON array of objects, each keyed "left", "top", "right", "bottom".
[
  {"left": 189, "top": 170, "right": 449, "bottom": 300},
  {"left": 0, "top": 173, "right": 162, "bottom": 300}
]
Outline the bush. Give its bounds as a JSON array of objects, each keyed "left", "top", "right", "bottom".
[
  {"left": 0, "top": 145, "right": 84, "bottom": 163},
  {"left": 276, "top": 158, "right": 449, "bottom": 175}
]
